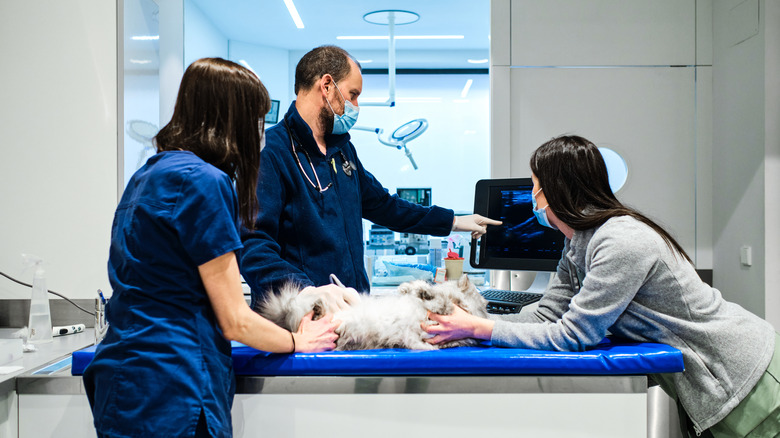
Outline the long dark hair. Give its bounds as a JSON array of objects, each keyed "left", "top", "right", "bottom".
[
  {"left": 155, "top": 57, "right": 270, "bottom": 229},
  {"left": 530, "top": 135, "right": 692, "bottom": 264}
]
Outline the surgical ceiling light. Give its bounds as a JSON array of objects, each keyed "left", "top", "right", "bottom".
[
  {"left": 357, "top": 10, "right": 420, "bottom": 107},
  {"left": 283, "top": 0, "right": 304, "bottom": 29},
  {"left": 127, "top": 120, "right": 159, "bottom": 169},
  {"left": 355, "top": 119, "right": 429, "bottom": 170}
]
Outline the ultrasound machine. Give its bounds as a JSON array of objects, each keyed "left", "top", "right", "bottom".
[{"left": 470, "top": 178, "right": 566, "bottom": 314}]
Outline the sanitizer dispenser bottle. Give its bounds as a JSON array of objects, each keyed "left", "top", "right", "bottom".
[{"left": 23, "top": 254, "right": 53, "bottom": 344}]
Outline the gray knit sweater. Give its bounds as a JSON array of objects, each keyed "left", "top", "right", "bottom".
[{"left": 491, "top": 216, "right": 775, "bottom": 432}]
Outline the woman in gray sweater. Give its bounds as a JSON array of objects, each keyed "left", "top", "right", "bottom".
[{"left": 425, "top": 135, "right": 779, "bottom": 437}]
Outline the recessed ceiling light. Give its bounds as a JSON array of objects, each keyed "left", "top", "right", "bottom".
[
  {"left": 283, "top": 0, "right": 304, "bottom": 29},
  {"left": 357, "top": 59, "right": 373, "bottom": 64},
  {"left": 360, "top": 97, "right": 389, "bottom": 103},
  {"left": 397, "top": 97, "right": 442, "bottom": 103},
  {"left": 467, "top": 59, "right": 489, "bottom": 64},
  {"left": 131, "top": 35, "right": 159, "bottom": 41},
  {"left": 336, "top": 35, "right": 464, "bottom": 40},
  {"left": 129, "top": 59, "right": 152, "bottom": 64}
]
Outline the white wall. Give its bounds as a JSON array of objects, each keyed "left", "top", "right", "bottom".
[
  {"left": 184, "top": 0, "right": 228, "bottom": 68},
  {"left": 0, "top": 0, "right": 117, "bottom": 300},
  {"left": 228, "top": 41, "right": 292, "bottom": 124},
  {"left": 712, "top": 0, "right": 778, "bottom": 323},
  {"left": 765, "top": 1, "right": 780, "bottom": 328}
]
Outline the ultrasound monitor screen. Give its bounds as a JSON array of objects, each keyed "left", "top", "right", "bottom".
[{"left": 471, "top": 178, "right": 565, "bottom": 271}]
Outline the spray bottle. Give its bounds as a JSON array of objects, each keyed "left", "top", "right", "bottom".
[{"left": 22, "top": 254, "right": 53, "bottom": 344}]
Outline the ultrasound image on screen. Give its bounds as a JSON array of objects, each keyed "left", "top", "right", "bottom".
[{"left": 484, "top": 186, "right": 565, "bottom": 260}]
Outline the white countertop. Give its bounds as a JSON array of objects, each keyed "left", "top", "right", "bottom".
[{"left": 0, "top": 328, "right": 94, "bottom": 389}]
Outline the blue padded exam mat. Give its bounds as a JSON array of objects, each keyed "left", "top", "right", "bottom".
[{"left": 71, "top": 337, "right": 683, "bottom": 376}]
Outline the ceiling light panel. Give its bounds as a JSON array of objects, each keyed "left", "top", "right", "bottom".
[
  {"left": 336, "top": 35, "right": 464, "bottom": 40},
  {"left": 283, "top": 0, "right": 304, "bottom": 29}
]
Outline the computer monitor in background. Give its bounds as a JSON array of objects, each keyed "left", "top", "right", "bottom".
[
  {"left": 396, "top": 188, "right": 432, "bottom": 207},
  {"left": 395, "top": 188, "right": 432, "bottom": 255},
  {"left": 470, "top": 178, "right": 565, "bottom": 275},
  {"left": 265, "top": 100, "right": 280, "bottom": 124}
]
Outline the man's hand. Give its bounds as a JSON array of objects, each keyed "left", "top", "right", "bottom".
[{"left": 452, "top": 214, "right": 503, "bottom": 239}]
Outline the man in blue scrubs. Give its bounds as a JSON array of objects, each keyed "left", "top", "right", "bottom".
[{"left": 241, "top": 45, "right": 499, "bottom": 310}]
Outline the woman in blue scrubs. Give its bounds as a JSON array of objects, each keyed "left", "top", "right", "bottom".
[
  {"left": 424, "top": 135, "right": 779, "bottom": 437},
  {"left": 83, "top": 58, "right": 339, "bottom": 438}
]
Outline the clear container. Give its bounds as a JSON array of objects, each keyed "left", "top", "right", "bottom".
[
  {"left": 27, "top": 271, "right": 53, "bottom": 344},
  {"left": 94, "top": 298, "right": 108, "bottom": 344}
]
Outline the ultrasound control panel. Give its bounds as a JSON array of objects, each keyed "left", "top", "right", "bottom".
[{"left": 480, "top": 289, "right": 543, "bottom": 314}]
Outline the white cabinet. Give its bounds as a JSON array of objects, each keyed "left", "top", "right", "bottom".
[
  {"left": 506, "top": 66, "right": 697, "bottom": 255},
  {"left": 491, "top": 0, "right": 711, "bottom": 266},
  {"left": 509, "top": 0, "right": 696, "bottom": 66}
]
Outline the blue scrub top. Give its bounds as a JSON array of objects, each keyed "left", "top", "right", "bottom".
[{"left": 83, "top": 151, "right": 242, "bottom": 438}]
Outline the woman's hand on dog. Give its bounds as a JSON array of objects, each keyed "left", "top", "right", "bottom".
[
  {"left": 422, "top": 305, "right": 495, "bottom": 344},
  {"left": 295, "top": 311, "right": 339, "bottom": 352}
]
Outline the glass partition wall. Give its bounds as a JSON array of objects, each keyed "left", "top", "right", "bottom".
[
  {"left": 120, "top": 0, "right": 161, "bottom": 189},
  {"left": 120, "top": 0, "right": 491, "bottom": 288}
]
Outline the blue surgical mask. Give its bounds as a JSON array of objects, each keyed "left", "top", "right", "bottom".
[
  {"left": 532, "top": 188, "right": 556, "bottom": 229},
  {"left": 326, "top": 80, "right": 359, "bottom": 135}
]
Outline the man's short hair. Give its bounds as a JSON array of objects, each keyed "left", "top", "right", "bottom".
[{"left": 294, "top": 45, "right": 361, "bottom": 95}]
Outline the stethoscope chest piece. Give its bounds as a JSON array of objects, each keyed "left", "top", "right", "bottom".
[
  {"left": 339, "top": 151, "right": 355, "bottom": 177},
  {"left": 342, "top": 160, "right": 354, "bottom": 177}
]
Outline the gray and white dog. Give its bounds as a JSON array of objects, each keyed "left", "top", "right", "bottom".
[{"left": 258, "top": 275, "right": 488, "bottom": 350}]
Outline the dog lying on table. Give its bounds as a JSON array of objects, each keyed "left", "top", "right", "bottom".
[{"left": 257, "top": 275, "right": 488, "bottom": 351}]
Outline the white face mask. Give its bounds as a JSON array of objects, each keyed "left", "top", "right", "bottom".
[
  {"left": 325, "top": 79, "right": 359, "bottom": 135},
  {"left": 532, "top": 188, "right": 556, "bottom": 229}
]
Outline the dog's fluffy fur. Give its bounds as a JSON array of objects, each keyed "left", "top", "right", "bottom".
[{"left": 258, "top": 275, "right": 489, "bottom": 350}]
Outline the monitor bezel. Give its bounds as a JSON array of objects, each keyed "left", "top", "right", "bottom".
[{"left": 470, "top": 177, "right": 564, "bottom": 272}]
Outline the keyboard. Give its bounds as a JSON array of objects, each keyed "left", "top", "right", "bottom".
[{"left": 480, "top": 289, "right": 543, "bottom": 314}]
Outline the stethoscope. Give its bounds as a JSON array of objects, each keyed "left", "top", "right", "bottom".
[{"left": 284, "top": 121, "right": 356, "bottom": 193}]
